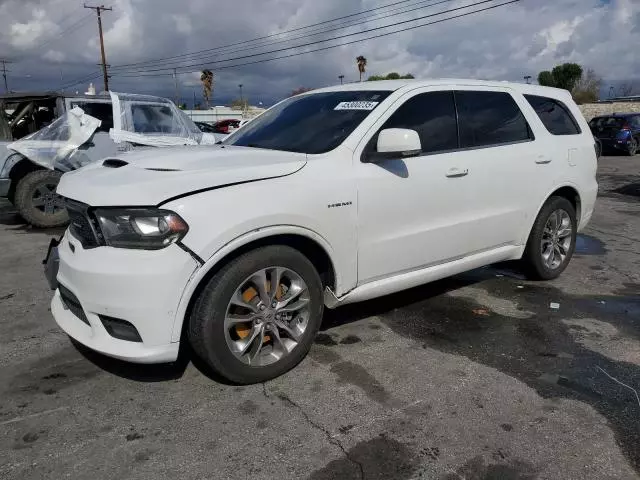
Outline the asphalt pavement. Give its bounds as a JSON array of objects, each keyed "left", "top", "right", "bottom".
[{"left": 0, "top": 155, "right": 639, "bottom": 480}]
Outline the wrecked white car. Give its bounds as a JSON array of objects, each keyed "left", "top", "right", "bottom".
[{"left": 0, "top": 92, "right": 220, "bottom": 227}]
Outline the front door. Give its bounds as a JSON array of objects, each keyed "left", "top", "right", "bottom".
[{"left": 355, "top": 89, "right": 474, "bottom": 284}]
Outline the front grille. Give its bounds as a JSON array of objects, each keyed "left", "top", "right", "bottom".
[
  {"left": 58, "top": 284, "right": 90, "bottom": 326},
  {"left": 65, "top": 200, "right": 99, "bottom": 248}
]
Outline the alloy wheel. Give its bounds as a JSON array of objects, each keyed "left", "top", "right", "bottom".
[
  {"left": 32, "top": 183, "right": 64, "bottom": 215},
  {"left": 224, "top": 267, "right": 311, "bottom": 367},
  {"left": 540, "top": 209, "right": 573, "bottom": 270}
]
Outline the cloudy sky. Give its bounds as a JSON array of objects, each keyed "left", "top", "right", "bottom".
[{"left": 1, "top": 0, "right": 639, "bottom": 106}]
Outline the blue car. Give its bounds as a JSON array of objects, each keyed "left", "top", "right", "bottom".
[{"left": 589, "top": 113, "right": 640, "bottom": 156}]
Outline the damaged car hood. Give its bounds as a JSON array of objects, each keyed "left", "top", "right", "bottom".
[{"left": 57, "top": 145, "right": 307, "bottom": 206}]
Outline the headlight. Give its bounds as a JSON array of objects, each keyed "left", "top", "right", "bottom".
[{"left": 94, "top": 208, "right": 188, "bottom": 250}]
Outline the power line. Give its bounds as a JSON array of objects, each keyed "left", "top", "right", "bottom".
[
  {"left": 84, "top": 4, "right": 113, "bottom": 92},
  {"left": 114, "top": 0, "right": 508, "bottom": 75},
  {"left": 109, "top": 0, "right": 451, "bottom": 72},
  {"left": 109, "top": 0, "right": 419, "bottom": 71},
  {"left": 113, "top": 1, "right": 518, "bottom": 79}
]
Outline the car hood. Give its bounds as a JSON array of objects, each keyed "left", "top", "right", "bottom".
[{"left": 57, "top": 145, "right": 307, "bottom": 206}]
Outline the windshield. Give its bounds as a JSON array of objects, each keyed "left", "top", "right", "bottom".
[{"left": 222, "top": 90, "right": 392, "bottom": 154}]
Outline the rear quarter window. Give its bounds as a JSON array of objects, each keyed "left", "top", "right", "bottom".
[{"left": 524, "top": 95, "right": 581, "bottom": 135}]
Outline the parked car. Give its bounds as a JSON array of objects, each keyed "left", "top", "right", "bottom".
[
  {"left": 45, "top": 79, "right": 598, "bottom": 384},
  {"left": 193, "top": 121, "right": 217, "bottom": 133},
  {"left": 212, "top": 119, "right": 240, "bottom": 134},
  {"left": 1, "top": 92, "right": 217, "bottom": 227},
  {"left": 588, "top": 113, "right": 640, "bottom": 156}
]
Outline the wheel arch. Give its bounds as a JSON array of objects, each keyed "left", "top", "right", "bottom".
[
  {"left": 525, "top": 184, "right": 581, "bottom": 245},
  {"left": 171, "top": 227, "right": 338, "bottom": 342},
  {"left": 6, "top": 156, "right": 43, "bottom": 202}
]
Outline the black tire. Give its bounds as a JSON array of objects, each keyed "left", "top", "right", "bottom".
[
  {"left": 14, "top": 170, "right": 68, "bottom": 228},
  {"left": 522, "top": 196, "right": 577, "bottom": 280},
  {"left": 188, "top": 245, "right": 324, "bottom": 384},
  {"left": 627, "top": 138, "right": 638, "bottom": 156}
]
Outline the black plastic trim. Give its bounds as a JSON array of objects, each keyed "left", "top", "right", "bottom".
[
  {"left": 177, "top": 241, "right": 204, "bottom": 265},
  {"left": 156, "top": 164, "right": 305, "bottom": 207},
  {"left": 99, "top": 315, "right": 142, "bottom": 342}
]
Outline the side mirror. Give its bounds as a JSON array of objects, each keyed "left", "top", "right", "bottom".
[{"left": 366, "top": 128, "right": 421, "bottom": 162}]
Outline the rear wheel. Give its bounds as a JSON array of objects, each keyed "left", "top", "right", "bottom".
[
  {"left": 14, "top": 170, "right": 68, "bottom": 228},
  {"left": 522, "top": 196, "right": 577, "bottom": 280},
  {"left": 627, "top": 138, "right": 638, "bottom": 156},
  {"left": 188, "top": 245, "right": 324, "bottom": 384}
]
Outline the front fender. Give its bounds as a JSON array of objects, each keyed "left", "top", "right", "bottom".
[{"left": 170, "top": 225, "right": 339, "bottom": 342}]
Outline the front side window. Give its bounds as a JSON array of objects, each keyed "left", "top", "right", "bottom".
[
  {"left": 71, "top": 102, "right": 113, "bottom": 132},
  {"left": 379, "top": 91, "right": 458, "bottom": 154},
  {"left": 223, "top": 90, "right": 392, "bottom": 154},
  {"left": 456, "top": 91, "right": 532, "bottom": 148},
  {"left": 131, "top": 104, "right": 181, "bottom": 134},
  {"left": 524, "top": 94, "right": 581, "bottom": 135}
]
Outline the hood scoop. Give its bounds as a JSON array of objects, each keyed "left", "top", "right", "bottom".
[
  {"left": 103, "top": 159, "right": 129, "bottom": 168},
  {"left": 144, "top": 167, "right": 182, "bottom": 172}
]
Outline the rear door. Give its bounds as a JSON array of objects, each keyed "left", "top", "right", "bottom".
[{"left": 448, "top": 88, "right": 541, "bottom": 253}]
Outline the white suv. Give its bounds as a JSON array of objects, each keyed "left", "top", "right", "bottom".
[{"left": 45, "top": 80, "right": 598, "bottom": 383}]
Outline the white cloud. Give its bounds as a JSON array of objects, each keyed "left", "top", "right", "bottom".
[
  {"left": 0, "top": 0, "right": 638, "bottom": 101},
  {"left": 42, "top": 50, "right": 66, "bottom": 63}
]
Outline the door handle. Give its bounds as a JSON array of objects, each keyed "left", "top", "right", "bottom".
[
  {"left": 446, "top": 168, "right": 469, "bottom": 178},
  {"left": 535, "top": 156, "right": 552, "bottom": 164}
]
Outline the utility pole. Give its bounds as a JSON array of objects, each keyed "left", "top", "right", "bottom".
[
  {"left": 84, "top": 4, "right": 112, "bottom": 92},
  {"left": 1, "top": 60, "right": 12, "bottom": 92},
  {"left": 524, "top": 75, "right": 532, "bottom": 84},
  {"left": 238, "top": 84, "right": 243, "bottom": 102},
  {"left": 173, "top": 68, "right": 180, "bottom": 105},
  {"left": 338, "top": 75, "right": 344, "bottom": 85}
]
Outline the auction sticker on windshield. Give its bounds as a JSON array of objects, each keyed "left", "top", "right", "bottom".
[{"left": 334, "top": 101, "right": 379, "bottom": 110}]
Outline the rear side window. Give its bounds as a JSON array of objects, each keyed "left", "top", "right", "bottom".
[
  {"left": 381, "top": 91, "right": 458, "bottom": 154},
  {"left": 455, "top": 91, "right": 532, "bottom": 148},
  {"left": 524, "top": 95, "right": 581, "bottom": 135},
  {"left": 70, "top": 102, "right": 113, "bottom": 132}
]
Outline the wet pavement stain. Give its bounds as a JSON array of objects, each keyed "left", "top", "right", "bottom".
[
  {"left": 442, "top": 455, "right": 537, "bottom": 480},
  {"left": 614, "top": 182, "right": 640, "bottom": 199},
  {"left": 308, "top": 436, "right": 418, "bottom": 480},
  {"left": 330, "top": 361, "right": 393, "bottom": 406},
  {"left": 575, "top": 234, "right": 607, "bottom": 255},
  {"left": 325, "top": 269, "right": 640, "bottom": 472}
]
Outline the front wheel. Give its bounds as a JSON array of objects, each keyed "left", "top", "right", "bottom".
[
  {"left": 522, "top": 196, "right": 577, "bottom": 280},
  {"left": 14, "top": 170, "right": 68, "bottom": 228},
  {"left": 188, "top": 245, "right": 324, "bottom": 384}
]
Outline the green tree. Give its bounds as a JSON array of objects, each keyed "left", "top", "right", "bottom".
[
  {"left": 572, "top": 68, "right": 602, "bottom": 104},
  {"left": 537, "top": 63, "right": 583, "bottom": 91},
  {"left": 290, "top": 87, "right": 314, "bottom": 96},
  {"left": 356, "top": 56, "right": 367, "bottom": 82},
  {"left": 367, "top": 72, "right": 415, "bottom": 81}
]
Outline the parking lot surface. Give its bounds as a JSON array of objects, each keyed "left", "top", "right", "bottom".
[{"left": 1, "top": 156, "right": 639, "bottom": 480}]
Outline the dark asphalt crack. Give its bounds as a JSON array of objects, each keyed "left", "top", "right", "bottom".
[{"left": 262, "top": 383, "right": 365, "bottom": 480}]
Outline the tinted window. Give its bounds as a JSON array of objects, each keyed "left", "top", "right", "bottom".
[
  {"left": 224, "top": 91, "right": 391, "bottom": 154},
  {"left": 524, "top": 95, "right": 581, "bottom": 135},
  {"left": 630, "top": 116, "right": 640, "bottom": 128},
  {"left": 71, "top": 102, "right": 113, "bottom": 132},
  {"left": 131, "top": 104, "right": 180, "bottom": 134},
  {"left": 380, "top": 91, "right": 458, "bottom": 154},
  {"left": 456, "top": 91, "right": 532, "bottom": 148}
]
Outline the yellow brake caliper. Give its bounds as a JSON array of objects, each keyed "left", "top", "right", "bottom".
[{"left": 235, "top": 281, "right": 282, "bottom": 342}]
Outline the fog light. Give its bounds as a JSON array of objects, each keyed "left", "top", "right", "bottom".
[{"left": 99, "top": 315, "right": 142, "bottom": 342}]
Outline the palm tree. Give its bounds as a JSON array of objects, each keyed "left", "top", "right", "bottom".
[
  {"left": 200, "top": 69, "right": 214, "bottom": 108},
  {"left": 356, "top": 56, "right": 367, "bottom": 82}
]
